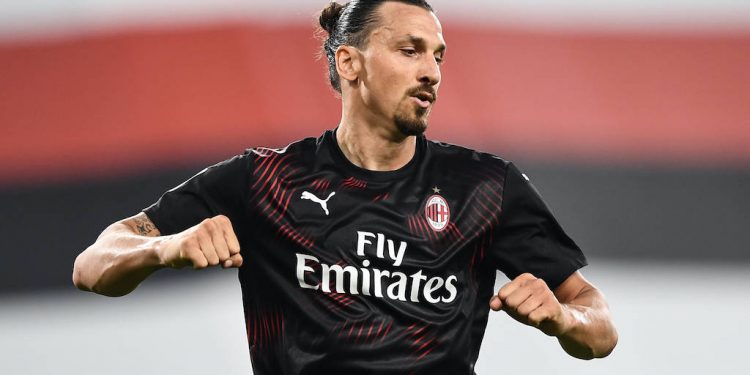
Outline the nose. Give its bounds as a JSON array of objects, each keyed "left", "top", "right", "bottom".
[{"left": 418, "top": 55, "right": 441, "bottom": 87}]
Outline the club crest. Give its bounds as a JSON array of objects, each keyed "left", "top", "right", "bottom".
[{"left": 425, "top": 194, "right": 450, "bottom": 232}]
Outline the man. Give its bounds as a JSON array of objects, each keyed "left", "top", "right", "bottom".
[{"left": 73, "top": 0, "right": 617, "bottom": 373}]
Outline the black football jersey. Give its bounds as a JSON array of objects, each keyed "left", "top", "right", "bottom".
[{"left": 144, "top": 129, "right": 587, "bottom": 375}]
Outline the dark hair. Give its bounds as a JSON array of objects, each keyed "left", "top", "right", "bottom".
[{"left": 318, "top": 0, "right": 434, "bottom": 93}]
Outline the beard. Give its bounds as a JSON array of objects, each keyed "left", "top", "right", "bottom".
[
  {"left": 394, "top": 84, "right": 436, "bottom": 136},
  {"left": 394, "top": 106, "right": 429, "bottom": 136}
]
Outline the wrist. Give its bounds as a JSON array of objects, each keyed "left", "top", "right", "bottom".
[
  {"left": 145, "top": 236, "right": 170, "bottom": 269},
  {"left": 556, "top": 304, "right": 581, "bottom": 337}
]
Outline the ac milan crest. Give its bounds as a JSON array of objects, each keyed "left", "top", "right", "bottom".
[{"left": 425, "top": 194, "right": 450, "bottom": 232}]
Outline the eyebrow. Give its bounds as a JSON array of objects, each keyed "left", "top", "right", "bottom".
[{"left": 402, "top": 34, "right": 447, "bottom": 54}]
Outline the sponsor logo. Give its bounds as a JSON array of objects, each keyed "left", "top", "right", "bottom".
[
  {"left": 295, "top": 231, "right": 458, "bottom": 304},
  {"left": 301, "top": 191, "right": 336, "bottom": 216}
]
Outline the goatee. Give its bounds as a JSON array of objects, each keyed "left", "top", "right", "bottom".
[
  {"left": 396, "top": 84, "right": 436, "bottom": 136},
  {"left": 394, "top": 112, "right": 428, "bottom": 136}
]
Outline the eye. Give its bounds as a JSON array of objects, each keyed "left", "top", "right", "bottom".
[
  {"left": 435, "top": 55, "right": 445, "bottom": 65},
  {"left": 400, "top": 48, "right": 417, "bottom": 57}
]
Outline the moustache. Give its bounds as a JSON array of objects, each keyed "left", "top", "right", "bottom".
[{"left": 406, "top": 85, "right": 437, "bottom": 103}]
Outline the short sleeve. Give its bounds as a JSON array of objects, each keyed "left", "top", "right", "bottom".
[
  {"left": 142, "top": 152, "right": 253, "bottom": 236},
  {"left": 489, "top": 163, "right": 587, "bottom": 290}
]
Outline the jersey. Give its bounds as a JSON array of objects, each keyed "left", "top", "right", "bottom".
[{"left": 143, "top": 129, "right": 587, "bottom": 375}]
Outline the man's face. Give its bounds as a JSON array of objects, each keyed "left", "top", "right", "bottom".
[{"left": 358, "top": 2, "right": 446, "bottom": 136}]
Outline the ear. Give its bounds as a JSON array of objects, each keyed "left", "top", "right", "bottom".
[{"left": 335, "top": 45, "right": 362, "bottom": 85}]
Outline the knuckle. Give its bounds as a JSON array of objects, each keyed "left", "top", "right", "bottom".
[
  {"left": 204, "top": 220, "right": 218, "bottom": 233},
  {"left": 204, "top": 249, "right": 220, "bottom": 261},
  {"left": 217, "top": 237, "right": 230, "bottom": 249},
  {"left": 215, "top": 215, "right": 230, "bottom": 225},
  {"left": 187, "top": 249, "right": 203, "bottom": 261},
  {"left": 517, "top": 305, "right": 531, "bottom": 316},
  {"left": 193, "top": 225, "right": 209, "bottom": 238},
  {"left": 184, "top": 237, "right": 199, "bottom": 249},
  {"left": 228, "top": 244, "right": 240, "bottom": 255},
  {"left": 532, "top": 280, "right": 547, "bottom": 292},
  {"left": 505, "top": 297, "right": 520, "bottom": 309}
]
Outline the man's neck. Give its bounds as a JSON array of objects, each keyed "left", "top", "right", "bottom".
[{"left": 335, "top": 119, "right": 416, "bottom": 172}]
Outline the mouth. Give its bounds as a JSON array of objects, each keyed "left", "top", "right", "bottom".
[{"left": 411, "top": 92, "right": 435, "bottom": 108}]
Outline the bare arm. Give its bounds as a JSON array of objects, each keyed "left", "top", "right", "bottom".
[
  {"left": 72, "top": 213, "right": 242, "bottom": 297},
  {"left": 490, "top": 271, "right": 618, "bottom": 360},
  {"left": 552, "top": 272, "right": 618, "bottom": 359}
]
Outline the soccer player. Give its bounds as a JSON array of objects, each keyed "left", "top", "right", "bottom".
[{"left": 72, "top": 0, "right": 618, "bottom": 373}]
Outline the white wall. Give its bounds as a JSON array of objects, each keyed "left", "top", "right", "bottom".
[{"left": 2, "top": 262, "right": 748, "bottom": 374}]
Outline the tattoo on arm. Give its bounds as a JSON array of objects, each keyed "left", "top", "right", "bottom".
[{"left": 131, "top": 213, "right": 160, "bottom": 237}]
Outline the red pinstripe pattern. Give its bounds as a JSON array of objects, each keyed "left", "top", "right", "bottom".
[
  {"left": 413, "top": 216, "right": 427, "bottom": 240},
  {"left": 310, "top": 178, "right": 332, "bottom": 193},
  {"left": 256, "top": 164, "right": 295, "bottom": 219},
  {"left": 405, "top": 324, "right": 438, "bottom": 362},
  {"left": 414, "top": 216, "right": 429, "bottom": 240},
  {"left": 274, "top": 186, "right": 298, "bottom": 224},
  {"left": 251, "top": 152, "right": 284, "bottom": 190},
  {"left": 251, "top": 156, "right": 291, "bottom": 201},
  {"left": 375, "top": 320, "right": 384, "bottom": 341},
  {"left": 477, "top": 183, "right": 503, "bottom": 216},
  {"left": 381, "top": 320, "right": 393, "bottom": 342},
  {"left": 336, "top": 320, "right": 347, "bottom": 337},
  {"left": 246, "top": 306, "right": 285, "bottom": 355},
  {"left": 327, "top": 292, "right": 356, "bottom": 307},
  {"left": 340, "top": 176, "right": 368, "bottom": 189},
  {"left": 277, "top": 223, "right": 313, "bottom": 249},
  {"left": 372, "top": 192, "right": 390, "bottom": 202},
  {"left": 366, "top": 321, "right": 375, "bottom": 342},
  {"left": 445, "top": 222, "right": 465, "bottom": 241},
  {"left": 418, "top": 217, "right": 439, "bottom": 242},
  {"left": 248, "top": 148, "right": 323, "bottom": 250},
  {"left": 463, "top": 179, "right": 504, "bottom": 271},
  {"left": 337, "top": 319, "right": 392, "bottom": 346}
]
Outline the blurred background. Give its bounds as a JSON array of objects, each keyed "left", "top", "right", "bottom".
[{"left": 1, "top": 0, "right": 748, "bottom": 374}]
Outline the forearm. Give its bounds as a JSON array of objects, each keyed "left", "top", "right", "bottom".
[
  {"left": 557, "top": 288, "right": 618, "bottom": 359},
  {"left": 72, "top": 223, "right": 166, "bottom": 297}
]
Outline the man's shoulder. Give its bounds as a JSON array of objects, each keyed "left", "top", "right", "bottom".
[
  {"left": 244, "top": 134, "right": 322, "bottom": 160},
  {"left": 425, "top": 137, "right": 511, "bottom": 171}
]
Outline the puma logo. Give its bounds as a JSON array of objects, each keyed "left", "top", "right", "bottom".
[{"left": 301, "top": 191, "right": 336, "bottom": 216}]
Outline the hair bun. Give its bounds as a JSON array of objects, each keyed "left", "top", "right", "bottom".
[{"left": 319, "top": 1, "right": 346, "bottom": 35}]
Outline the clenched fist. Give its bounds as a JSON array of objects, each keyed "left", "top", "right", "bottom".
[
  {"left": 489, "top": 273, "right": 571, "bottom": 337},
  {"left": 158, "top": 215, "right": 243, "bottom": 270}
]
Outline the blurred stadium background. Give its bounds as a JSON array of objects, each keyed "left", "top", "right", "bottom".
[{"left": 1, "top": 0, "right": 748, "bottom": 374}]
